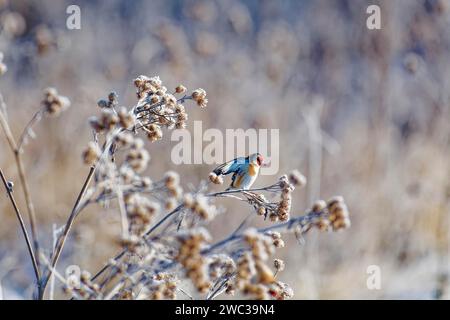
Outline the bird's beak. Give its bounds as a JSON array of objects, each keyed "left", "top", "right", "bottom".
[{"left": 261, "top": 160, "right": 271, "bottom": 168}]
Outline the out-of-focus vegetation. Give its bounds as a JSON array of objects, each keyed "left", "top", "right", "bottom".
[{"left": 0, "top": 0, "right": 448, "bottom": 299}]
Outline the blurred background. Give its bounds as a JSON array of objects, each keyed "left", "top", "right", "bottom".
[{"left": 0, "top": 0, "right": 449, "bottom": 299}]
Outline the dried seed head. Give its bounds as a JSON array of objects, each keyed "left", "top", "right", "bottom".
[
  {"left": 175, "top": 121, "right": 186, "bottom": 129},
  {"left": 192, "top": 88, "right": 208, "bottom": 108},
  {"left": 134, "top": 75, "right": 163, "bottom": 99},
  {"left": 80, "top": 271, "right": 91, "bottom": 282},
  {"left": 141, "top": 177, "right": 153, "bottom": 188},
  {"left": 176, "top": 228, "right": 212, "bottom": 293},
  {"left": 312, "top": 200, "right": 327, "bottom": 213},
  {"left": 316, "top": 217, "right": 331, "bottom": 232},
  {"left": 119, "top": 166, "right": 135, "bottom": 183},
  {"left": 327, "top": 196, "right": 350, "bottom": 231},
  {"left": 150, "top": 95, "right": 160, "bottom": 104},
  {"left": 269, "top": 281, "right": 294, "bottom": 300},
  {"left": 175, "top": 84, "right": 187, "bottom": 94},
  {"left": 82, "top": 142, "right": 101, "bottom": 166},
  {"left": 88, "top": 116, "right": 104, "bottom": 133},
  {"left": 208, "top": 172, "right": 224, "bottom": 184},
  {"left": 225, "top": 282, "right": 235, "bottom": 295},
  {"left": 288, "top": 170, "right": 307, "bottom": 187},
  {"left": 126, "top": 148, "right": 150, "bottom": 172},
  {"left": 97, "top": 99, "right": 108, "bottom": 108},
  {"left": 118, "top": 107, "right": 135, "bottom": 128},
  {"left": 108, "top": 91, "right": 118, "bottom": 105},
  {"left": 191, "top": 194, "right": 217, "bottom": 221},
  {"left": 273, "top": 259, "right": 285, "bottom": 272},
  {"left": 42, "top": 87, "right": 70, "bottom": 116},
  {"left": 131, "top": 138, "right": 144, "bottom": 150},
  {"left": 165, "top": 198, "right": 177, "bottom": 211},
  {"left": 115, "top": 131, "right": 134, "bottom": 147},
  {"left": 266, "top": 231, "right": 281, "bottom": 240},
  {"left": 257, "top": 206, "right": 266, "bottom": 216},
  {"left": 273, "top": 238, "right": 285, "bottom": 248},
  {"left": 164, "top": 171, "right": 180, "bottom": 188},
  {"left": 183, "top": 193, "right": 195, "bottom": 208},
  {"left": 100, "top": 109, "right": 119, "bottom": 131},
  {"left": 146, "top": 124, "right": 163, "bottom": 142},
  {"left": 163, "top": 94, "right": 177, "bottom": 106}
]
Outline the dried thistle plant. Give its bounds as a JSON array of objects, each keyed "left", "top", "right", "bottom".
[{"left": 0, "top": 64, "right": 350, "bottom": 300}]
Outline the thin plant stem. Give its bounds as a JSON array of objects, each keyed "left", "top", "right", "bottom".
[
  {"left": 40, "top": 127, "right": 124, "bottom": 297},
  {"left": 13, "top": 150, "right": 41, "bottom": 277},
  {"left": 90, "top": 204, "right": 185, "bottom": 282},
  {"left": 17, "top": 109, "right": 44, "bottom": 151},
  {"left": 116, "top": 184, "right": 130, "bottom": 240},
  {"left": 89, "top": 184, "right": 282, "bottom": 284},
  {"left": 49, "top": 223, "right": 58, "bottom": 300},
  {"left": 0, "top": 167, "right": 41, "bottom": 295},
  {"left": 40, "top": 166, "right": 96, "bottom": 298},
  {"left": 206, "top": 186, "right": 277, "bottom": 197},
  {"left": 0, "top": 99, "right": 42, "bottom": 296}
]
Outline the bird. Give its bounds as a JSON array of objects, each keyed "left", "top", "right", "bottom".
[{"left": 210, "top": 153, "right": 264, "bottom": 190}]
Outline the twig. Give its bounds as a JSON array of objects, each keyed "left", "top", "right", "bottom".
[
  {"left": 17, "top": 109, "right": 44, "bottom": 151},
  {"left": 40, "top": 126, "right": 126, "bottom": 297},
  {"left": 40, "top": 166, "right": 96, "bottom": 298},
  {"left": 39, "top": 254, "right": 89, "bottom": 300},
  {"left": 91, "top": 204, "right": 185, "bottom": 282},
  {"left": 178, "top": 287, "right": 193, "bottom": 300},
  {"left": 203, "top": 210, "right": 321, "bottom": 255},
  {"left": 49, "top": 223, "right": 58, "bottom": 300},
  {"left": 13, "top": 150, "right": 40, "bottom": 275},
  {"left": 90, "top": 183, "right": 285, "bottom": 284},
  {"left": 113, "top": 166, "right": 130, "bottom": 240},
  {"left": 0, "top": 96, "right": 42, "bottom": 286},
  {"left": 206, "top": 186, "right": 278, "bottom": 197},
  {"left": 207, "top": 278, "right": 229, "bottom": 300},
  {"left": 231, "top": 212, "right": 254, "bottom": 236},
  {"left": 109, "top": 209, "right": 326, "bottom": 285},
  {"left": 0, "top": 167, "right": 40, "bottom": 295}
]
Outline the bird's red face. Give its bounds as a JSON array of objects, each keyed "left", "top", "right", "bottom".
[{"left": 256, "top": 154, "right": 263, "bottom": 166}]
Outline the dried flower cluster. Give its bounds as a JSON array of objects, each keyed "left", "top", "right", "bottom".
[
  {"left": 192, "top": 88, "right": 208, "bottom": 108},
  {"left": 243, "top": 171, "right": 304, "bottom": 223},
  {"left": 183, "top": 193, "right": 218, "bottom": 221},
  {"left": 208, "top": 171, "right": 224, "bottom": 185},
  {"left": 207, "top": 254, "right": 235, "bottom": 283},
  {"left": 175, "top": 228, "right": 212, "bottom": 293},
  {"left": 288, "top": 169, "right": 307, "bottom": 187},
  {"left": 133, "top": 75, "right": 205, "bottom": 139},
  {"left": 313, "top": 196, "right": 351, "bottom": 232},
  {"left": 274, "top": 175, "right": 295, "bottom": 221},
  {"left": 220, "top": 229, "right": 293, "bottom": 300},
  {"left": 41, "top": 87, "right": 70, "bottom": 116},
  {"left": 125, "top": 194, "right": 160, "bottom": 235},
  {"left": 0, "top": 72, "right": 350, "bottom": 300},
  {"left": 78, "top": 76, "right": 208, "bottom": 254},
  {"left": 63, "top": 269, "right": 100, "bottom": 300}
]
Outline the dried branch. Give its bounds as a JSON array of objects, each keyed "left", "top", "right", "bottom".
[
  {"left": 0, "top": 95, "right": 42, "bottom": 296},
  {"left": 0, "top": 167, "right": 40, "bottom": 294}
]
